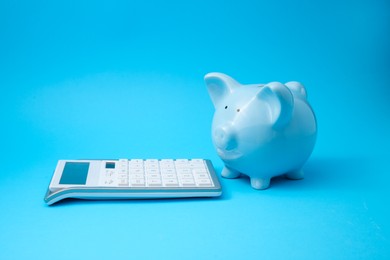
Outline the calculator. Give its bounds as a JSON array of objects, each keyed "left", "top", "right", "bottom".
[{"left": 44, "top": 159, "right": 222, "bottom": 205}]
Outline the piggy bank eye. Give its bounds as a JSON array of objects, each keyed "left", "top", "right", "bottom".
[{"left": 224, "top": 106, "right": 228, "bottom": 109}]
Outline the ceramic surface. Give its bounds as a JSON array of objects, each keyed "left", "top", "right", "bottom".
[{"left": 205, "top": 72, "right": 317, "bottom": 189}]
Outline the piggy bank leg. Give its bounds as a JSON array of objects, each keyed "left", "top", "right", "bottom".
[
  {"left": 221, "top": 166, "right": 240, "bottom": 178},
  {"left": 250, "top": 177, "right": 270, "bottom": 190},
  {"left": 285, "top": 169, "right": 304, "bottom": 180}
]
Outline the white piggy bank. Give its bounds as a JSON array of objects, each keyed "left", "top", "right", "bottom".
[{"left": 205, "top": 72, "right": 317, "bottom": 189}]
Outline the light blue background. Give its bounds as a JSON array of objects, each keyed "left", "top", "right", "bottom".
[{"left": 1, "top": 0, "right": 389, "bottom": 259}]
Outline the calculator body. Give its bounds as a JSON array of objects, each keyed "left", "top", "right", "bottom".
[{"left": 45, "top": 159, "right": 222, "bottom": 205}]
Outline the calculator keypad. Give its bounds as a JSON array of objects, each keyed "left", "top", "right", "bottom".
[{"left": 99, "top": 159, "right": 214, "bottom": 188}]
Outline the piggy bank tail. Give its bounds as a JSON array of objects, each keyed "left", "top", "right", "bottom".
[{"left": 285, "top": 81, "right": 307, "bottom": 100}]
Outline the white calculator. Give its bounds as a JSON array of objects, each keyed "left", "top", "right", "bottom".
[{"left": 44, "top": 159, "right": 222, "bottom": 205}]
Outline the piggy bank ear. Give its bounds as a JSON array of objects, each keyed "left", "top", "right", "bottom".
[
  {"left": 285, "top": 81, "right": 307, "bottom": 99},
  {"left": 257, "top": 82, "right": 294, "bottom": 129},
  {"left": 204, "top": 72, "right": 240, "bottom": 108}
]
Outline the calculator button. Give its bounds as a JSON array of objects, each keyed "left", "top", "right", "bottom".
[
  {"left": 175, "top": 159, "right": 188, "bottom": 164},
  {"left": 177, "top": 169, "right": 191, "bottom": 174},
  {"left": 160, "top": 159, "right": 174, "bottom": 164},
  {"left": 196, "top": 178, "right": 212, "bottom": 186},
  {"left": 194, "top": 173, "right": 209, "bottom": 179},
  {"left": 118, "top": 179, "right": 129, "bottom": 186},
  {"left": 145, "top": 169, "right": 159, "bottom": 175},
  {"left": 129, "top": 160, "right": 144, "bottom": 168},
  {"left": 189, "top": 164, "right": 203, "bottom": 169},
  {"left": 162, "top": 173, "right": 176, "bottom": 179},
  {"left": 129, "top": 164, "right": 143, "bottom": 170},
  {"left": 179, "top": 178, "right": 196, "bottom": 186},
  {"left": 190, "top": 159, "right": 204, "bottom": 163},
  {"left": 189, "top": 159, "right": 204, "bottom": 165},
  {"left": 129, "top": 162, "right": 144, "bottom": 168},
  {"left": 129, "top": 173, "right": 144, "bottom": 179},
  {"left": 147, "top": 173, "right": 160, "bottom": 179},
  {"left": 130, "top": 159, "right": 143, "bottom": 164},
  {"left": 118, "top": 173, "right": 127, "bottom": 179},
  {"left": 160, "top": 164, "right": 174, "bottom": 169},
  {"left": 130, "top": 179, "right": 145, "bottom": 187},
  {"left": 178, "top": 173, "right": 193, "bottom": 179},
  {"left": 161, "top": 168, "right": 175, "bottom": 174},
  {"left": 175, "top": 159, "right": 189, "bottom": 163},
  {"left": 193, "top": 168, "right": 207, "bottom": 172},
  {"left": 163, "top": 179, "right": 179, "bottom": 187},
  {"left": 130, "top": 169, "right": 144, "bottom": 174},
  {"left": 147, "top": 179, "right": 162, "bottom": 186},
  {"left": 145, "top": 159, "right": 159, "bottom": 164},
  {"left": 119, "top": 163, "right": 128, "bottom": 168},
  {"left": 119, "top": 169, "right": 127, "bottom": 174},
  {"left": 145, "top": 164, "right": 159, "bottom": 169},
  {"left": 193, "top": 169, "right": 208, "bottom": 174},
  {"left": 119, "top": 159, "right": 128, "bottom": 165}
]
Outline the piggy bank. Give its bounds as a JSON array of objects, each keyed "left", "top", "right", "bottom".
[{"left": 205, "top": 72, "right": 317, "bottom": 189}]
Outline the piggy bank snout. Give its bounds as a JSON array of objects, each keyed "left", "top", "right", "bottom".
[{"left": 213, "top": 126, "right": 238, "bottom": 151}]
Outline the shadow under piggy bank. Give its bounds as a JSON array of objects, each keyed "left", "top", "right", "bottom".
[{"left": 265, "top": 156, "right": 371, "bottom": 191}]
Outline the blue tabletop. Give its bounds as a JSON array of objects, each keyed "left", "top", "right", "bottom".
[{"left": 1, "top": 0, "right": 389, "bottom": 259}]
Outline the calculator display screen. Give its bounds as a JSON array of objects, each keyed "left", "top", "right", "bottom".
[{"left": 59, "top": 162, "right": 89, "bottom": 185}]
